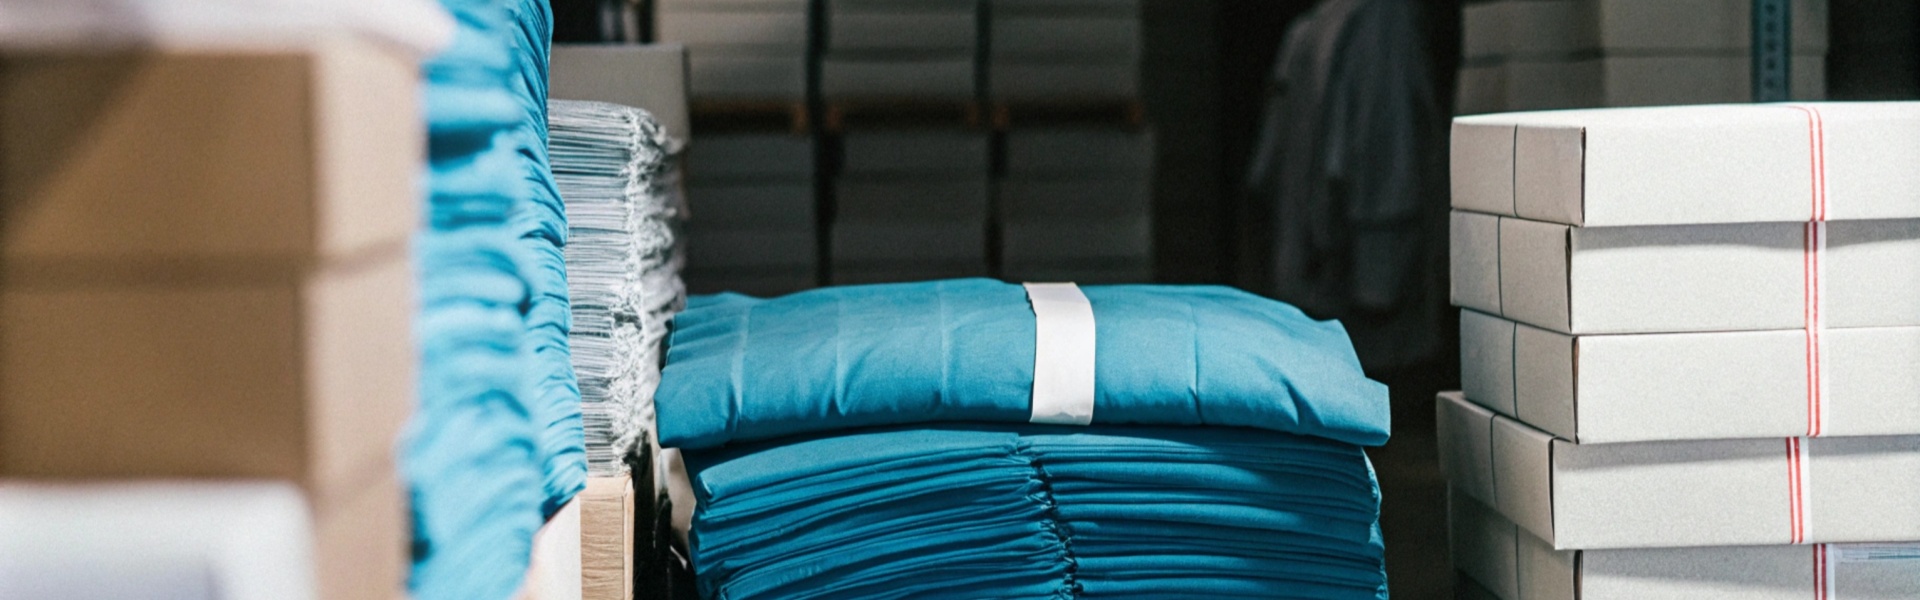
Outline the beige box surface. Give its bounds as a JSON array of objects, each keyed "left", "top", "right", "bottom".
[
  {"left": 1450, "top": 103, "right": 1920, "bottom": 227},
  {"left": 522, "top": 497, "right": 585, "bottom": 600},
  {"left": 1438, "top": 392, "right": 1920, "bottom": 549},
  {"left": 1450, "top": 211, "right": 1920, "bottom": 334},
  {"left": 1451, "top": 488, "right": 1920, "bottom": 599},
  {"left": 581, "top": 475, "right": 638, "bottom": 600},
  {"left": 549, "top": 44, "right": 691, "bottom": 144}
]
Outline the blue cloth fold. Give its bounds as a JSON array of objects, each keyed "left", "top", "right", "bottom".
[{"left": 656, "top": 279, "right": 1390, "bottom": 449}]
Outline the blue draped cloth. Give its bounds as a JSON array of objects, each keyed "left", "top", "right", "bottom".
[
  {"left": 683, "top": 424, "right": 1389, "bottom": 600},
  {"left": 656, "top": 279, "right": 1391, "bottom": 450}
]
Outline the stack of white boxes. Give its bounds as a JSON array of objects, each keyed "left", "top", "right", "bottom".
[
  {"left": 831, "top": 130, "right": 990, "bottom": 284},
  {"left": 821, "top": 0, "right": 977, "bottom": 102},
  {"left": 999, "top": 128, "right": 1154, "bottom": 283},
  {"left": 1457, "top": 0, "right": 1827, "bottom": 114},
  {"left": 681, "top": 134, "right": 818, "bottom": 295},
  {"left": 1442, "top": 104, "right": 1920, "bottom": 598},
  {"left": 988, "top": 0, "right": 1141, "bottom": 102},
  {"left": 656, "top": 0, "right": 809, "bottom": 105}
]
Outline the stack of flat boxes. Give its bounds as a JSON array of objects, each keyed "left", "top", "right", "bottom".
[
  {"left": 681, "top": 134, "right": 818, "bottom": 295},
  {"left": 821, "top": 0, "right": 977, "bottom": 102},
  {"left": 0, "top": 36, "right": 422, "bottom": 600},
  {"left": 1456, "top": 0, "right": 1827, "bottom": 114},
  {"left": 656, "top": 0, "right": 808, "bottom": 105},
  {"left": 832, "top": 131, "right": 991, "bottom": 284},
  {"left": 1441, "top": 104, "right": 1920, "bottom": 598},
  {"left": 987, "top": 0, "right": 1141, "bottom": 102},
  {"left": 999, "top": 128, "right": 1154, "bottom": 283}
]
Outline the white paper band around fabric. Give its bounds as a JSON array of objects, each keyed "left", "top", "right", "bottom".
[{"left": 1025, "top": 282, "right": 1096, "bottom": 426}]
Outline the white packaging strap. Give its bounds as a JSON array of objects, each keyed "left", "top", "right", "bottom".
[{"left": 1025, "top": 282, "right": 1095, "bottom": 426}]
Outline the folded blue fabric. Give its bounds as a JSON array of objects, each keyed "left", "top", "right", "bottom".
[
  {"left": 683, "top": 424, "right": 1388, "bottom": 600},
  {"left": 657, "top": 279, "right": 1390, "bottom": 449}
]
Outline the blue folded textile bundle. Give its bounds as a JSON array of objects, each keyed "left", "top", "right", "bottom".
[{"left": 658, "top": 279, "right": 1391, "bottom": 599}]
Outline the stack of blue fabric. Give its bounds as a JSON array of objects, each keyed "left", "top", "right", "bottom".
[{"left": 656, "top": 279, "right": 1392, "bottom": 599}]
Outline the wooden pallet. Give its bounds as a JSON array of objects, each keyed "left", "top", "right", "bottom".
[
  {"left": 689, "top": 99, "right": 810, "bottom": 134},
  {"left": 989, "top": 100, "right": 1146, "bottom": 130}
]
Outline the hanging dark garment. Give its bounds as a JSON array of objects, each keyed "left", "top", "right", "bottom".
[{"left": 1242, "top": 0, "right": 1449, "bottom": 371}]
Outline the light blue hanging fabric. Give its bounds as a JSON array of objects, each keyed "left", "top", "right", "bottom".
[
  {"left": 682, "top": 424, "right": 1389, "bottom": 600},
  {"left": 503, "top": 0, "right": 586, "bottom": 517},
  {"left": 405, "top": 0, "right": 547, "bottom": 598},
  {"left": 656, "top": 279, "right": 1391, "bottom": 449}
]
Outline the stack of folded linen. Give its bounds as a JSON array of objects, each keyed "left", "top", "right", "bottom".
[
  {"left": 1443, "top": 103, "right": 1920, "bottom": 597},
  {"left": 680, "top": 133, "right": 818, "bottom": 296},
  {"left": 655, "top": 279, "right": 1392, "bottom": 599},
  {"left": 550, "top": 99, "right": 686, "bottom": 476},
  {"left": 831, "top": 131, "right": 991, "bottom": 284},
  {"left": 1456, "top": 0, "right": 1826, "bottom": 113},
  {"left": 821, "top": 0, "right": 978, "bottom": 102},
  {"left": 987, "top": 0, "right": 1141, "bottom": 102},
  {"left": 656, "top": 0, "right": 809, "bottom": 104},
  {"left": 999, "top": 127, "right": 1155, "bottom": 283}
]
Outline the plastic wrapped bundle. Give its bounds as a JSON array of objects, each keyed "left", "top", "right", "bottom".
[
  {"left": 550, "top": 99, "right": 687, "bottom": 475},
  {"left": 683, "top": 425, "right": 1387, "bottom": 599}
]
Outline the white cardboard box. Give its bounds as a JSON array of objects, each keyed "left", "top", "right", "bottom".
[
  {"left": 1501, "top": 55, "right": 1824, "bottom": 111},
  {"left": 549, "top": 44, "right": 691, "bottom": 144},
  {"left": 1458, "top": 310, "right": 1920, "bottom": 443},
  {"left": 820, "top": 56, "right": 976, "bottom": 101},
  {"left": 1450, "top": 103, "right": 1920, "bottom": 227},
  {"left": 1437, "top": 391, "right": 1920, "bottom": 549},
  {"left": 1449, "top": 211, "right": 1920, "bottom": 334},
  {"left": 1450, "top": 487, "right": 1920, "bottom": 599},
  {"left": 1462, "top": 0, "right": 1828, "bottom": 60}
]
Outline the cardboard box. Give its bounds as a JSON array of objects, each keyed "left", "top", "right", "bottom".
[
  {"left": 683, "top": 228, "right": 817, "bottom": 269},
  {"left": 991, "top": 16, "right": 1141, "bottom": 60},
  {"left": 521, "top": 497, "right": 584, "bottom": 600},
  {"left": 684, "top": 182, "right": 815, "bottom": 228},
  {"left": 842, "top": 131, "right": 989, "bottom": 175},
  {"left": 999, "top": 179, "right": 1151, "bottom": 219},
  {"left": 581, "top": 475, "right": 637, "bottom": 600},
  {"left": 1502, "top": 55, "right": 1824, "bottom": 111},
  {"left": 1462, "top": 0, "right": 1827, "bottom": 60},
  {"left": 1004, "top": 129, "right": 1154, "bottom": 175},
  {"left": 837, "top": 179, "right": 989, "bottom": 220},
  {"left": 1437, "top": 391, "right": 1920, "bottom": 549},
  {"left": 832, "top": 221, "right": 986, "bottom": 263},
  {"left": 1457, "top": 309, "right": 1920, "bottom": 444},
  {"left": 1451, "top": 487, "right": 1920, "bottom": 599},
  {"left": 549, "top": 44, "right": 691, "bottom": 144},
  {"left": 1002, "top": 217, "right": 1150, "bottom": 262},
  {"left": 686, "top": 133, "right": 813, "bottom": 182},
  {"left": 1449, "top": 103, "right": 1920, "bottom": 227},
  {"left": 820, "top": 56, "right": 976, "bottom": 101},
  {"left": 654, "top": 10, "right": 807, "bottom": 51},
  {"left": 826, "top": 13, "right": 976, "bottom": 53},
  {"left": 1450, "top": 211, "right": 1920, "bottom": 334},
  {"left": 989, "top": 62, "right": 1139, "bottom": 101},
  {"left": 686, "top": 52, "right": 806, "bottom": 101}
]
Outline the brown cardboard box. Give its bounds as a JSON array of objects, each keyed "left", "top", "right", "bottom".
[
  {"left": 581, "top": 475, "right": 637, "bottom": 600},
  {"left": 0, "top": 36, "right": 422, "bottom": 600}
]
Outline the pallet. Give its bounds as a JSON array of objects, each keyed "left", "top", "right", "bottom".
[
  {"left": 821, "top": 99, "right": 985, "bottom": 133},
  {"left": 989, "top": 100, "right": 1146, "bottom": 130},
  {"left": 689, "top": 99, "right": 810, "bottom": 135}
]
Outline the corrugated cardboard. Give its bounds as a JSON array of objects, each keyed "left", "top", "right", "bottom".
[
  {"left": 1449, "top": 211, "right": 1920, "bottom": 334},
  {"left": 1451, "top": 487, "right": 1920, "bottom": 599},
  {"left": 549, "top": 44, "right": 691, "bottom": 144},
  {"left": 1461, "top": 0, "right": 1827, "bottom": 60},
  {"left": 522, "top": 498, "right": 584, "bottom": 600},
  {"left": 1502, "top": 55, "right": 1825, "bottom": 111},
  {"left": 1450, "top": 103, "right": 1920, "bottom": 227},
  {"left": 581, "top": 475, "right": 637, "bottom": 600},
  {"left": 1438, "top": 391, "right": 1920, "bottom": 549},
  {"left": 1458, "top": 309, "right": 1920, "bottom": 443}
]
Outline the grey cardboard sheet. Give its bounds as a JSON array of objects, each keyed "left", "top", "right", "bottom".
[
  {"left": 1001, "top": 217, "right": 1149, "bottom": 262},
  {"left": 687, "top": 53, "right": 806, "bottom": 101},
  {"left": 997, "top": 178, "right": 1151, "bottom": 219},
  {"left": 820, "top": 57, "right": 975, "bottom": 101},
  {"left": 989, "top": 62, "right": 1139, "bottom": 101},
  {"left": 682, "top": 227, "right": 817, "bottom": 270},
  {"left": 835, "top": 179, "right": 989, "bottom": 220},
  {"left": 831, "top": 220, "right": 986, "bottom": 263},
  {"left": 840, "top": 131, "right": 989, "bottom": 175},
  {"left": 1449, "top": 211, "right": 1920, "bottom": 334},
  {"left": 1437, "top": 391, "right": 1920, "bottom": 549},
  {"left": 1458, "top": 309, "right": 1920, "bottom": 443},
  {"left": 1004, "top": 128, "right": 1154, "bottom": 175},
  {"left": 990, "top": 16, "right": 1141, "bottom": 60},
  {"left": 685, "top": 134, "right": 813, "bottom": 182},
  {"left": 1450, "top": 103, "right": 1920, "bottom": 227},
  {"left": 1461, "top": 0, "right": 1827, "bottom": 60},
  {"left": 826, "top": 13, "right": 976, "bottom": 53},
  {"left": 1451, "top": 488, "right": 1920, "bottom": 599}
]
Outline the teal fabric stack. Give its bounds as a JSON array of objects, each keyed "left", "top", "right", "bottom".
[{"left": 656, "top": 279, "right": 1392, "bottom": 599}]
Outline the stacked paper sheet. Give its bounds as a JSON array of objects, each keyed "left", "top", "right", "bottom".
[
  {"left": 988, "top": 0, "right": 1142, "bottom": 101},
  {"left": 682, "top": 133, "right": 818, "bottom": 296},
  {"left": 654, "top": 280, "right": 1391, "bottom": 598},
  {"left": 1455, "top": 0, "right": 1827, "bottom": 113},
  {"left": 656, "top": 0, "right": 808, "bottom": 102},
  {"left": 822, "top": 0, "right": 977, "bottom": 101},
  {"left": 831, "top": 131, "right": 990, "bottom": 283},
  {"left": 999, "top": 127, "right": 1154, "bottom": 283},
  {"left": 1443, "top": 103, "right": 1920, "bottom": 597}
]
